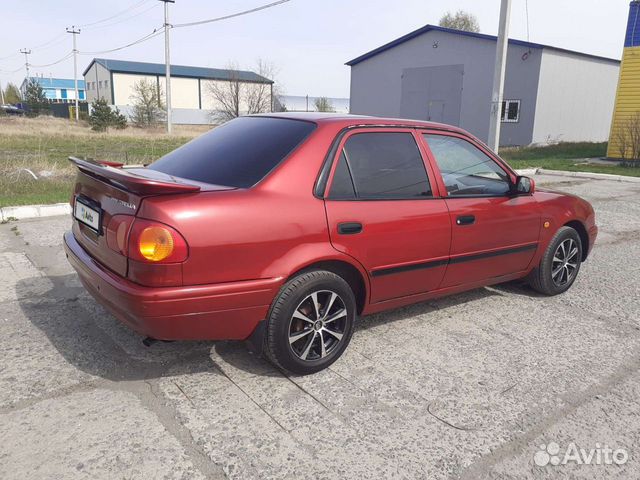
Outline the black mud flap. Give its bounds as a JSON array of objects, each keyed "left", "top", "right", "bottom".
[{"left": 245, "top": 320, "right": 266, "bottom": 357}]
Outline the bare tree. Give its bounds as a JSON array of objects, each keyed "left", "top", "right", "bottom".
[
  {"left": 207, "top": 60, "right": 278, "bottom": 123},
  {"left": 208, "top": 63, "right": 242, "bottom": 122},
  {"left": 130, "top": 78, "right": 165, "bottom": 127},
  {"left": 439, "top": 10, "right": 480, "bottom": 32},
  {"left": 314, "top": 97, "right": 335, "bottom": 112},
  {"left": 614, "top": 123, "right": 630, "bottom": 160},
  {"left": 627, "top": 113, "right": 640, "bottom": 161},
  {"left": 245, "top": 59, "right": 277, "bottom": 114}
]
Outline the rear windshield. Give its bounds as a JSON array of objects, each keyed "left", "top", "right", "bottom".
[{"left": 148, "top": 116, "right": 316, "bottom": 188}]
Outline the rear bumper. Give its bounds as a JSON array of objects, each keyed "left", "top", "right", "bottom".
[{"left": 63, "top": 231, "right": 280, "bottom": 340}]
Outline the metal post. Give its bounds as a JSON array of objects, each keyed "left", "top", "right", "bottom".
[
  {"left": 160, "top": 0, "right": 174, "bottom": 134},
  {"left": 67, "top": 26, "right": 81, "bottom": 121},
  {"left": 488, "top": 0, "right": 512, "bottom": 152},
  {"left": 0, "top": 79, "right": 5, "bottom": 105}
]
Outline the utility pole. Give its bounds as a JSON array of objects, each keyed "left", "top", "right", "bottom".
[
  {"left": 487, "top": 0, "right": 512, "bottom": 153},
  {"left": 67, "top": 26, "right": 81, "bottom": 121},
  {"left": 20, "top": 48, "right": 32, "bottom": 79},
  {"left": 160, "top": 0, "right": 174, "bottom": 134},
  {"left": 0, "top": 78, "right": 5, "bottom": 105}
]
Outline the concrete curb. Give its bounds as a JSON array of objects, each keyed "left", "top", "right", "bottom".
[
  {"left": 1, "top": 203, "right": 71, "bottom": 222},
  {"left": 535, "top": 168, "right": 640, "bottom": 183},
  {"left": 515, "top": 168, "right": 539, "bottom": 176}
]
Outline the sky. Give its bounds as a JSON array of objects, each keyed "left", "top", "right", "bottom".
[{"left": 0, "top": 0, "right": 632, "bottom": 99}]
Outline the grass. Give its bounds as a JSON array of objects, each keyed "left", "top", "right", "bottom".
[
  {"left": 501, "top": 142, "right": 640, "bottom": 177},
  {"left": 2, "top": 118, "right": 639, "bottom": 207},
  {"left": 0, "top": 116, "right": 204, "bottom": 207}
]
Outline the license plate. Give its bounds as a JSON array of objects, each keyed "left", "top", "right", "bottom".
[{"left": 74, "top": 198, "right": 101, "bottom": 232}]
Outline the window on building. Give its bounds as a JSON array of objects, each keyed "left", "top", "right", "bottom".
[
  {"left": 424, "top": 134, "right": 511, "bottom": 197},
  {"left": 330, "top": 132, "right": 432, "bottom": 199},
  {"left": 501, "top": 100, "right": 520, "bottom": 123},
  {"left": 98, "top": 81, "right": 103, "bottom": 89},
  {"left": 104, "top": 80, "right": 108, "bottom": 89}
]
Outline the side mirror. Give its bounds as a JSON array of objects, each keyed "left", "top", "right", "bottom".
[{"left": 515, "top": 176, "right": 535, "bottom": 195}]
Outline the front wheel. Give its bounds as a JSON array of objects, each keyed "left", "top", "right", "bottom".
[
  {"left": 265, "top": 270, "right": 356, "bottom": 375},
  {"left": 528, "top": 226, "right": 583, "bottom": 295}
]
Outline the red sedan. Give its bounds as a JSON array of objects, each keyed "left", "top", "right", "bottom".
[{"left": 64, "top": 113, "right": 597, "bottom": 374}]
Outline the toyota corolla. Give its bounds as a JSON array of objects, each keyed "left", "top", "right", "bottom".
[{"left": 64, "top": 113, "right": 597, "bottom": 374}]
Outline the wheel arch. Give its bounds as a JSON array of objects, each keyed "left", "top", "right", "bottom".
[
  {"left": 563, "top": 220, "right": 589, "bottom": 261},
  {"left": 286, "top": 259, "right": 369, "bottom": 315}
]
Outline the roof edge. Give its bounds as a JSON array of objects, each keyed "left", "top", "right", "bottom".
[{"left": 345, "top": 24, "right": 620, "bottom": 66}]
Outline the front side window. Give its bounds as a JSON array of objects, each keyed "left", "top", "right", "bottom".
[
  {"left": 424, "top": 134, "right": 511, "bottom": 197},
  {"left": 329, "top": 132, "right": 432, "bottom": 199}
]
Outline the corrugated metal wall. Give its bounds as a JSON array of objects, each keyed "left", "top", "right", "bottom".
[{"left": 608, "top": 1, "right": 640, "bottom": 158}]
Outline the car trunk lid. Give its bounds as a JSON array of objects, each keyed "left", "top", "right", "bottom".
[{"left": 68, "top": 157, "right": 230, "bottom": 278}]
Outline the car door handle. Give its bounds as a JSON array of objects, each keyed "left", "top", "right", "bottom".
[
  {"left": 337, "top": 222, "right": 363, "bottom": 235},
  {"left": 456, "top": 215, "right": 475, "bottom": 226}
]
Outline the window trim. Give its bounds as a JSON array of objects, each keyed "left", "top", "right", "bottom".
[
  {"left": 419, "top": 130, "right": 517, "bottom": 199},
  {"left": 324, "top": 127, "right": 439, "bottom": 201},
  {"left": 501, "top": 99, "right": 521, "bottom": 123}
]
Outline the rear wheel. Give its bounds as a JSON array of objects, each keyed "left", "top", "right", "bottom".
[
  {"left": 528, "top": 226, "right": 582, "bottom": 295},
  {"left": 265, "top": 270, "right": 356, "bottom": 375}
]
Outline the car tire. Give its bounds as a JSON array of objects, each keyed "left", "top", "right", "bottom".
[
  {"left": 528, "top": 226, "right": 583, "bottom": 296},
  {"left": 265, "top": 270, "right": 356, "bottom": 375}
]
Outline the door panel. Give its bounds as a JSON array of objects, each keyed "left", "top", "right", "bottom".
[
  {"left": 323, "top": 128, "right": 451, "bottom": 303},
  {"left": 325, "top": 200, "right": 451, "bottom": 302},
  {"left": 441, "top": 196, "right": 540, "bottom": 287},
  {"left": 420, "top": 131, "right": 541, "bottom": 287}
]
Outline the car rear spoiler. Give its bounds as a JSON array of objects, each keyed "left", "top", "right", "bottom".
[{"left": 69, "top": 156, "right": 201, "bottom": 195}]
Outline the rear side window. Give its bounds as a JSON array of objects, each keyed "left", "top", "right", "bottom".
[
  {"left": 330, "top": 132, "right": 432, "bottom": 199},
  {"left": 148, "top": 116, "right": 316, "bottom": 188}
]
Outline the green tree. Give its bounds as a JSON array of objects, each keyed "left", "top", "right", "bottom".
[
  {"left": 439, "top": 10, "right": 480, "bottom": 32},
  {"left": 4, "top": 83, "right": 21, "bottom": 104},
  {"left": 314, "top": 97, "right": 335, "bottom": 113},
  {"left": 130, "top": 78, "right": 165, "bottom": 127},
  {"left": 89, "top": 98, "right": 127, "bottom": 132},
  {"left": 24, "top": 79, "right": 50, "bottom": 116}
]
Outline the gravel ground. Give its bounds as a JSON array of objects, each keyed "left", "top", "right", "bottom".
[{"left": 0, "top": 173, "right": 639, "bottom": 480}]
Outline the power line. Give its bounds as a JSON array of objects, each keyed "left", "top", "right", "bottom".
[
  {"left": 77, "top": 0, "right": 151, "bottom": 28},
  {"left": 86, "top": 2, "right": 161, "bottom": 30},
  {"left": 30, "top": 51, "right": 74, "bottom": 68},
  {"left": 173, "top": 0, "right": 292, "bottom": 28},
  {"left": 78, "top": 27, "right": 164, "bottom": 55}
]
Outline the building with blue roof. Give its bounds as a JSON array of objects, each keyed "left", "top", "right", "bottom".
[
  {"left": 20, "top": 76, "right": 85, "bottom": 103},
  {"left": 83, "top": 58, "right": 273, "bottom": 125},
  {"left": 347, "top": 24, "right": 621, "bottom": 146}
]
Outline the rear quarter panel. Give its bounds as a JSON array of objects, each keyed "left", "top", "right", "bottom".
[{"left": 137, "top": 122, "right": 369, "bottom": 287}]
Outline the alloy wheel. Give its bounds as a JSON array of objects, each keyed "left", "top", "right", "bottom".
[
  {"left": 551, "top": 238, "right": 579, "bottom": 287},
  {"left": 288, "top": 290, "right": 348, "bottom": 361}
]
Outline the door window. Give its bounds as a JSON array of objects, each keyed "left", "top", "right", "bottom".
[
  {"left": 424, "top": 134, "right": 511, "bottom": 197},
  {"left": 329, "top": 132, "right": 432, "bottom": 199}
]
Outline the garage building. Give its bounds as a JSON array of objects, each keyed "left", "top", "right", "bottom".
[
  {"left": 347, "top": 25, "right": 620, "bottom": 146},
  {"left": 83, "top": 58, "right": 273, "bottom": 124}
]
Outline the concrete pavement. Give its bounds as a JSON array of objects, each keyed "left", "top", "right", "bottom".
[{"left": 1, "top": 173, "right": 639, "bottom": 479}]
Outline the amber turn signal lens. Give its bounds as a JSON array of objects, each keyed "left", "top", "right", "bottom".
[{"left": 138, "top": 226, "right": 174, "bottom": 261}]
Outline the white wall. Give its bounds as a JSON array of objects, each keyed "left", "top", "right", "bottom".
[
  {"left": 532, "top": 50, "right": 620, "bottom": 144},
  {"left": 112, "top": 73, "right": 157, "bottom": 105},
  {"left": 158, "top": 76, "right": 200, "bottom": 109}
]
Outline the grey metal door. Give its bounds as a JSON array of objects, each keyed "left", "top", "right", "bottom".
[{"left": 400, "top": 64, "right": 463, "bottom": 126}]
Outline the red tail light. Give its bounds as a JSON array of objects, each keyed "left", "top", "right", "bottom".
[{"left": 128, "top": 219, "right": 188, "bottom": 264}]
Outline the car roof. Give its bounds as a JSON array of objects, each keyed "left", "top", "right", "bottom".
[{"left": 253, "top": 112, "right": 468, "bottom": 134}]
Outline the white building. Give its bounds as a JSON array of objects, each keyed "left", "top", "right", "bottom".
[{"left": 83, "top": 58, "right": 273, "bottom": 124}]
